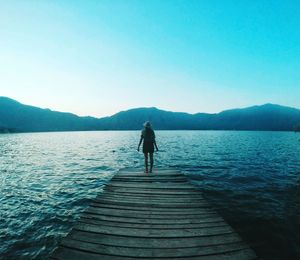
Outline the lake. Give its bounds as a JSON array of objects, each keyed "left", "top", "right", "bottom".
[{"left": 0, "top": 131, "right": 300, "bottom": 259}]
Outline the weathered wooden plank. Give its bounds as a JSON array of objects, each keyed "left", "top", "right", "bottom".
[
  {"left": 113, "top": 172, "right": 182, "bottom": 178},
  {"left": 73, "top": 222, "right": 234, "bottom": 238},
  {"left": 66, "top": 230, "right": 243, "bottom": 248},
  {"left": 51, "top": 246, "right": 256, "bottom": 260},
  {"left": 95, "top": 193, "right": 205, "bottom": 202},
  {"left": 101, "top": 189, "right": 203, "bottom": 196},
  {"left": 118, "top": 169, "right": 182, "bottom": 174},
  {"left": 60, "top": 238, "right": 251, "bottom": 258},
  {"left": 118, "top": 171, "right": 182, "bottom": 176},
  {"left": 111, "top": 178, "right": 188, "bottom": 183},
  {"left": 81, "top": 212, "right": 224, "bottom": 225},
  {"left": 112, "top": 175, "right": 186, "bottom": 179},
  {"left": 85, "top": 206, "right": 216, "bottom": 218},
  {"left": 91, "top": 198, "right": 210, "bottom": 208},
  {"left": 105, "top": 186, "right": 201, "bottom": 195},
  {"left": 119, "top": 168, "right": 180, "bottom": 173},
  {"left": 112, "top": 174, "right": 186, "bottom": 179},
  {"left": 107, "top": 182, "right": 195, "bottom": 189},
  {"left": 112, "top": 174, "right": 185, "bottom": 178},
  {"left": 89, "top": 202, "right": 211, "bottom": 212},
  {"left": 78, "top": 217, "right": 227, "bottom": 229},
  {"left": 119, "top": 167, "right": 178, "bottom": 171}
]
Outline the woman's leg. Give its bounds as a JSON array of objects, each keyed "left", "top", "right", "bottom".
[
  {"left": 144, "top": 152, "right": 148, "bottom": 173},
  {"left": 149, "top": 152, "right": 154, "bottom": 173}
]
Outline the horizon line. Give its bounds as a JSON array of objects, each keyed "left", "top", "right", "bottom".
[{"left": 1, "top": 96, "right": 299, "bottom": 119}]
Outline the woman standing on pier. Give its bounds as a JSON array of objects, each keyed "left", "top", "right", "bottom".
[{"left": 137, "top": 121, "right": 158, "bottom": 174}]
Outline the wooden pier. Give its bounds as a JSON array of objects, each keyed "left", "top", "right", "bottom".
[{"left": 50, "top": 168, "right": 257, "bottom": 259}]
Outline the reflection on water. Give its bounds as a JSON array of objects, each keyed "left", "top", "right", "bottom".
[{"left": 0, "top": 131, "right": 300, "bottom": 259}]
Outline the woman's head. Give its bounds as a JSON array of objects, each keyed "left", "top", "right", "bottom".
[{"left": 143, "top": 121, "right": 152, "bottom": 129}]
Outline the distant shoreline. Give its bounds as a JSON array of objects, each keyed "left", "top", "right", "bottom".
[{"left": 1, "top": 129, "right": 299, "bottom": 135}]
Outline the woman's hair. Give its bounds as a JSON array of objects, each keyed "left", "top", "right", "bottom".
[
  {"left": 144, "top": 126, "right": 155, "bottom": 141},
  {"left": 143, "top": 121, "right": 152, "bottom": 129}
]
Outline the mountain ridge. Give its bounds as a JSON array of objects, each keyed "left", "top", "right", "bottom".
[{"left": 1, "top": 97, "right": 300, "bottom": 132}]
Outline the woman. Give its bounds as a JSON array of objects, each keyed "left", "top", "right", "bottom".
[{"left": 137, "top": 121, "right": 158, "bottom": 174}]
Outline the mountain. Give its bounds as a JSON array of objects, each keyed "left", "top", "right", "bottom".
[
  {"left": 1, "top": 97, "right": 300, "bottom": 132},
  {"left": 96, "top": 107, "right": 210, "bottom": 130},
  {"left": 0, "top": 97, "right": 100, "bottom": 132},
  {"left": 198, "top": 104, "right": 300, "bottom": 131}
]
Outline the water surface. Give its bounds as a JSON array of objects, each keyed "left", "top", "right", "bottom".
[{"left": 0, "top": 131, "right": 300, "bottom": 259}]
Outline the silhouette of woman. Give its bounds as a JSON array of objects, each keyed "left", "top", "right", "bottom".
[{"left": 137, "top": 121, "right": 158, "bottom": 174}]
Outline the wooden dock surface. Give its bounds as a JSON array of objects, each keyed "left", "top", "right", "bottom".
[{"left": 50, "top": 168, "right": 257, "bottom": 259}]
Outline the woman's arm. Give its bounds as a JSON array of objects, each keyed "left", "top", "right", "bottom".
[
  {"left": 152, "top": 130, "right": 158, "bottom": 151},
  {"left": 154, "top": 140, "right": 158, "bottom": 151},
  {"left": 137, "top": 136, "right": 143, "bottom": 151}
]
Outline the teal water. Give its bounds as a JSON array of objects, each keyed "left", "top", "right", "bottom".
[{"left": 0, "top": 131, "right": 300, "bottom": 259}]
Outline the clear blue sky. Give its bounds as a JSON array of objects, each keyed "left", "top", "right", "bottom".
[{"left": 1, "top": 0, "right": 299, "bottom": 117}]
